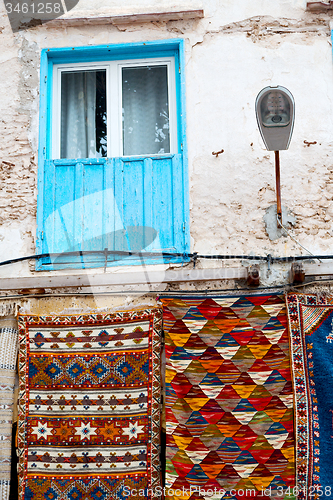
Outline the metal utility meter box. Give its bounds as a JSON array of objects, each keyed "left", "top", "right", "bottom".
[{"left": 255, "top": 86, "right": 295, "bottom": 151}]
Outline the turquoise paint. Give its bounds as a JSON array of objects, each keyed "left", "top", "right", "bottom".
[
  {"left": 177, "top": 39, "right": 190, "bottom": 256},
  {"left": 35, "top": 49, "right": 48, "bottom": 269},
  {"left": 37, "top": 39, "right": 189, "bottom": 270},
  {"left": 41, "top": 39, "right": 182, "bottom": 64},
  {"left": 143, "top": 157, "right": 153, "bottom": 247}
]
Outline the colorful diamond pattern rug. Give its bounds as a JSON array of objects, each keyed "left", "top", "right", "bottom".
[
  {"left": 161, "top": 295, "right": 295, "bottom": 500},
  {"left": 0, "top": 327, "right": 18, "bottom": 500},
  {"left": 286, "top": 293, "right": 333, "bottom": 500},
  {"left": 17, "top": 309, "right": 162, "bottom": 500}
]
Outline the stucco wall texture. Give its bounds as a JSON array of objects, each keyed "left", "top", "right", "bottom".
[{"left": 0, "top": 0, "right": 333, "bottom": 282}]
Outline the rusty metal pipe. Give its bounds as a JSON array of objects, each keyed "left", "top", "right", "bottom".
[{"left": 274, "top": 150, "right": 282, "bottom": 225}]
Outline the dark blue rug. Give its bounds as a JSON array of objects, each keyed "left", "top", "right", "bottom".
[{"left": 287, "top": 294, "right": 333, "bottom": 499}]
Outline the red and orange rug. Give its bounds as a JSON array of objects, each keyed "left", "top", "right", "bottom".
[{"left": 161, "top": 294, "right": 295, "bottom": 500}]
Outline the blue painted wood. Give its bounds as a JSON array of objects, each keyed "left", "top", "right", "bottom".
[
  {"left": 41, "top": 159, "right": 56, "bottom": 268},
  {"left": 46, "top": 58, "right": 54, "bottom": 160},
  {"left": 177, "top": 39, "right": 190, "bottom": 257},
  {"left": 82, "top": 162, "right": 103, "bottom": 248},
  {"left": 35, "top": 50, "right": 49, "bottom": 269},
  {"left": 42, "top": 39, "right": 182, "bottom": 65},
  {"left": 152, "top": 156, "right": 173, "bottom": 253},
  {"left": 52, "top": 164, "right": 76, "bottom": 268},
  {"left": 113, "top": 157, "right": 127, "bottom": 264},
  {"left": 39, "top": 155, "right": 187, "bottom": 269},
  {"left": 143, "top": 157, "right": 153, "bottom": 251},
  {"left": 74, "top": 162, "right": 84, "bottom": 269},
  {"left": 171, "top": 154, "right": 185, "bottom": 254},
  {"left": 37, "top": 39, "right": 190, "bottom": 269},
  {"left": 103, "top": 158, "right": 115, "bottom": 256}
]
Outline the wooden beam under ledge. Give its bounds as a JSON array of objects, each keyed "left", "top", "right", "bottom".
[{"left": 45, "top": 10, "right": 205, "bottom": 28}]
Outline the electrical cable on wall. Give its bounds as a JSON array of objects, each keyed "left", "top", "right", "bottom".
[
  {"left": 0, "top": 249, "right": 333, "bottom": 268},
  {"left": 277, "top": 215, "right": 322, "bottom": 262}
]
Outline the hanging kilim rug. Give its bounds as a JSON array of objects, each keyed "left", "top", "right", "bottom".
[
  {"left": 286, "top": 293, "right": 333, "bottom": 500},
  {"left": 161, "top": 294, "right": 295, "bottom": 500},
  {"left": 0, "top": 327, "right": 18, "bottom": 500},
  {"left": 17, "top": 309, "right": 162, "bottom": 500}
]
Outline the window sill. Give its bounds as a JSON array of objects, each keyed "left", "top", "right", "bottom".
[{"left": 50, "top": 153, "right": 178, "bottom": 163}]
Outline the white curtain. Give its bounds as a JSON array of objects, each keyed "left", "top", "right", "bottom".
[
  {"left": 61, "top": 71, "right": 96, "bottom": 159},
  {"left": 122, "top": 65, "right": 170, "bottom": 156}
]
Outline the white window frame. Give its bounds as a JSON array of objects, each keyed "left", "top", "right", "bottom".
[{"left": 52, "top": 57, "right": 178, "bottom": 159}]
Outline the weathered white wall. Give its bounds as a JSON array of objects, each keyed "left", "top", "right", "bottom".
[
  {"left": 188, "top": 30, "right": 333, "bottom": 257},
  {"left": 0, "top": 0, "right": 332, "bottom": 289}
]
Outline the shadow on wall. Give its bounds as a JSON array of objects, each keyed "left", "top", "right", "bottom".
[
  {"left": 50, "top": 226, "right": 161, "bottom": 267},
  {"left": 42, "top": 187, "right": 164, "bottom": 268}
]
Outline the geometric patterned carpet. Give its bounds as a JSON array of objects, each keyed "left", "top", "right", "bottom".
[
  {"left": 17, "top": 309, "right": 162, "bottom": 500},
  {"left": 0, "top": 327, "right": 18, "bottom": 500},
  {"left": 161, "top": 295, "right": 295, "bottom": 500}
]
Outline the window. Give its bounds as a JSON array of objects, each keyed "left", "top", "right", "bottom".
[
  {"left": 52, "top": 59, "right": 178, "bottom": 159},
  {"left": 36, "top": 40, "right": 189, "bottom": 270}
]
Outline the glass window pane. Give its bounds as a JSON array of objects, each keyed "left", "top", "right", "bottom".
[
  {"left": 60, "top": 70, "right": 107, "bottom": 159},
  {"left": 122, "top": 65, "right": 170, "bottom": 156}
]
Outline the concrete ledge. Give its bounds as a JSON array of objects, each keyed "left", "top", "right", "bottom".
[
  {"left": 304, "top": 262, "right": 333, "bottom": 275},
  {"left": 1, "top": 262, "right": 332, "bottom": 292},
  {"left": 0, "top": 267, "right": 246, "bottom": 291},
  {"left": 45, "top": 9, "right": 204, "bottom": 27}
]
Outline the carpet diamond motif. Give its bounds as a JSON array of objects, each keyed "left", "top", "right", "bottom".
[{"left": 162, "top": 295, "right": 295, "bottom": 500}]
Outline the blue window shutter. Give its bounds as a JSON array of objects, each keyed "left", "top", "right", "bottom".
[
  {"left": 37, "top": 154, "right": 187, "bottom": 269},
  {"left": 171, "top": 154, "right": 186, "bottom": 253},
  {"left": 119, "top": 154, "right": 185, "bottom": 257}
]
